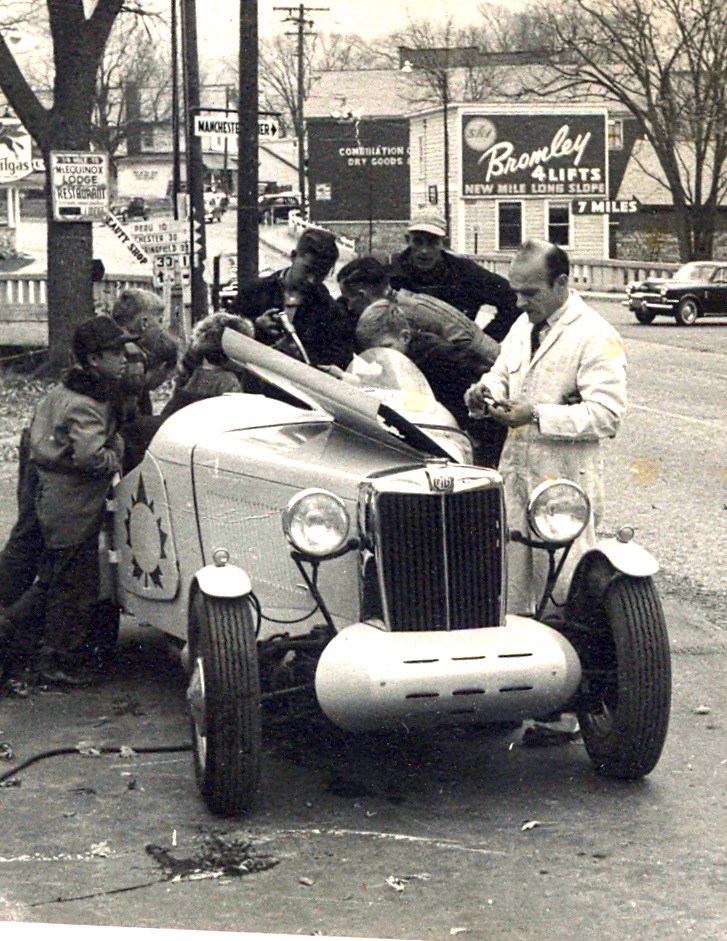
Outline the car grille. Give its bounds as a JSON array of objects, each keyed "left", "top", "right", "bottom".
[{"left": 375, "top": 487, "right": 504, "bottom": 631}]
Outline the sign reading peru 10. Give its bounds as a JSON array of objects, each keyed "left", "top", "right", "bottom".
[{"left": 461, "top": 111, "right": 608, "bottom": 205}]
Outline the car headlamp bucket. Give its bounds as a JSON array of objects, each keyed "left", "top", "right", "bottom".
[
  {"left": 527, "top": 479, "right": 591, "bottom": 545},
  {"left": 283, "top": 489, "right": 350, "bottom": 557}
]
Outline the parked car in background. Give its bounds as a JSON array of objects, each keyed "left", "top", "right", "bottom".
[
  {"left": 258, "top": 192, "right": 301, "bottom": 224},
  {"left": 111, "top": 197, "right": 148, "bottom": 223},
  {"left": 624, "top": 261, "right": 727, "bottom": 325}
]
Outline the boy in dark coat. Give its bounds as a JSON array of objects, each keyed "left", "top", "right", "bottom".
[{"left": 28, "top": 316, "right": 131, "bottom": 686}]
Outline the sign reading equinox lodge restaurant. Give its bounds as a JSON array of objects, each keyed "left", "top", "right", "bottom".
[{"left": 461, "top": 111, "right": 608, "bottom": 206}]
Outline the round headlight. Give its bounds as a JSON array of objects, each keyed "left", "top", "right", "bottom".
[
  {"left": 527, "top": 479, "right": 591, "bottom": 545},
  {"left": 283, "top": 489, "right": 350, "bottom": 557}
]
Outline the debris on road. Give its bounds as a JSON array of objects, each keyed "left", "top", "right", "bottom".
[
  {"left": 521, "top": 820, "right": 542, "bottom": 831},
  {"left": 146, "top": 833, "right": 279, "bottom": 883},
  {"left": 450, "top": 928, "right": 469, "bottom": 936},
  {"left": 299, "top": 876, "right": 315, "bottom": 886},
  {"left": 90, "top": 841, "right": 111, "bottom": 857},
  {"left": 0, "top": 742, "right": 15, "bottom": 761},
  {"left": 694, "top": 705, "right": 711, "bottom": 715}
]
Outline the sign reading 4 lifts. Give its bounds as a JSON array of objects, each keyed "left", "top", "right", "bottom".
[{"left": 461, "top": 111, "right": 608, "bottom": 205}]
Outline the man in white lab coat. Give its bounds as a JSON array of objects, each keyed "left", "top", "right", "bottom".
[{"left": 465, "top": 239, "right": 627, "bottom": 615}]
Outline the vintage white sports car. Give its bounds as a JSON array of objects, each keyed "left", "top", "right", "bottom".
[{"left": 106, "top": 331, "right": 671, "bottom": 816}]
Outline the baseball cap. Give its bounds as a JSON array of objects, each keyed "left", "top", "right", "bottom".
[
  {"left": 72, "top": 315, "right": 139, "bottom": 362},
  {"left": 408, "top": 210, "right": 448, "bottom": 238}
]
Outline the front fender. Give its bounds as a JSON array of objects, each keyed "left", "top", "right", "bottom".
[
  {"left": 195, "top": 563, "right": 252, "bottom": 599},
  {"left": 566, "top": 539, "right": 658, "bottom": 624},
  {"left": 587, "top": 537, "right": 659, "bottom": 578}
]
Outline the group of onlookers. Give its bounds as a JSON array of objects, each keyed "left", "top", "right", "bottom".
[{"left": 0, "top": 208, "right": 627, "bottom": 692}]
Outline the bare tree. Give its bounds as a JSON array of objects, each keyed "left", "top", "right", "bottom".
[
  {"left": 511, "top": 0, "right": 727, "bottom": 260},
  {"left": 93, "top": 15, "right": 171, "bottom": 166},
  {"left": 0, "top": 1, "right": 154, "bottom": 369}
]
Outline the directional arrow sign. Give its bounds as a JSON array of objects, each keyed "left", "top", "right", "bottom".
[{"left": 193, "top": 109, "right": 280, "bottom": 140}]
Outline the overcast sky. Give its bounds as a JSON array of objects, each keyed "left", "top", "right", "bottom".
[{"left": 198, "top": 0, "right": 492, "bottom": 62}]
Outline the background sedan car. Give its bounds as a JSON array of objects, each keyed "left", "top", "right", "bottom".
[
  {"left": 625, "top": 261, "right": 727, "bottom": 325},
  {"left": 258, "top": 192, "right": 301, "bottom": 224},
  {"left": 110, "top": 196, "right": 148, "bottom": 223}
]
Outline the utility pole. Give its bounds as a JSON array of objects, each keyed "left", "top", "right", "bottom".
[
  {"left": 171, "top": 0, "right": 181, "bottom": 219},
  {"left": 238, "top": 0, "right": 259, "bottom": 283},
  {"left": 180, "top": 0, "right": 208, "bottom": 324},
  {"left": 275, "top": 4, "right": 328, "bottom": 219}
]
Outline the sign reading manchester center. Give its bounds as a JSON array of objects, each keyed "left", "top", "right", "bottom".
[
  {"left": 51, "top": 152, "right": 109, "bottom": 222},
  {"left": 461, "top": 112, "right": 608, "bottom": 202}
]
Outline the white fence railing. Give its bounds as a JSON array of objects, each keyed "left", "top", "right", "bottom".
[
  {"left": 473, "top": 254, "right": 682, "bottom": 293},
  {"left": 287, "top": 211, "right": 357, "bottom": 257},
  {"left": 0, "top": 272, "right": 154, "bottom": 347}
]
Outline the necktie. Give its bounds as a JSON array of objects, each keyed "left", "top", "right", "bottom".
[{"left": 531, "top": 320, "right": 547, "bottom": 359}]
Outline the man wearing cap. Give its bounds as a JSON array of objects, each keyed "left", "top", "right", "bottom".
[
  {"left": 387, "top": 210, "right": 520, "bottom": 343},
  {"left": 23, "top": 316, "right": 130, "bottom": 686}
]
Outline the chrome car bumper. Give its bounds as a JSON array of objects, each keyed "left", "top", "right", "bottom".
[{"left": 315, "top": 618, "right": 582, "bottom": 731}]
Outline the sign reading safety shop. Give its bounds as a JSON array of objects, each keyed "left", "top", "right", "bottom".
[
  {"left": 51, "top": 152, "right": 109, "bottom": 222},
  {"left": 461, "top": 112, "right": 608, "bottom": 202}
]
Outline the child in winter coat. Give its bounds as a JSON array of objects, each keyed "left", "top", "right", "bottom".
[
  {"left": 29, "top": 316, "right": 133, "bottom": 687},
  {"left": 160, "top": 313, "right": 253, "bottom": 418}
]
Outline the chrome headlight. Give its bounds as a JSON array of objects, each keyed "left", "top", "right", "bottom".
[
  {"left": 527, "top": 479, "right": 590, "bottom": 545},
  {"left": 283, "top": 489, "right": 350, "bottom": 557}
]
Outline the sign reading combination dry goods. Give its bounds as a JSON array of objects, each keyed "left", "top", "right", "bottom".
[
  {"left": 307, "top": 117, "right": 410, "bottom": 223},
  {"left": 461, "top": 112, "right": 608, "bottom": 202},
  {"left": 51, "top": 152, "right": 109, "bottom": 222}
]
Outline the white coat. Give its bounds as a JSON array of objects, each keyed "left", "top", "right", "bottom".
[{"left": 479, "top": 290, "right": 627, "bottom": 614}]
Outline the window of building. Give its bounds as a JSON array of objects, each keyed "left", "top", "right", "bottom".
[
  {"left": 608, "top": 119, "right": 624, "bottom": 150},
  {"left": 497, "top": 201, "right": 522, "bottom": 250},
  {"left": 548, "top": 202, "right": 571, "bottom": 247},
  {"left": 141, "top": 127, "right": 155, "bottom": 150}
]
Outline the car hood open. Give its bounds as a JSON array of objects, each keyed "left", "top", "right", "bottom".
[{"left": 222, "top": 328, "right": 451, "bottom": 460}]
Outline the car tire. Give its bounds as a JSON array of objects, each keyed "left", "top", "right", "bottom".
[
  {"left": 187, "top": 592, "right": 262, "bottom": 815},
  {"left": 675, "top": 297, "right": 699, "bottom": 325},
  {"left": 577, "top": 576, "right": 671, "bottom": 780},
  {"left": 634, "top": 307, "right": 657, "bottom": 324}
]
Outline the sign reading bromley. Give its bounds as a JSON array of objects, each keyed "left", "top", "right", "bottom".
[
  {"left": 51, "top": 152, "right": 109, "bottom": 222},
  {"left": 461, "top": 112, "right": 607, "bottom": 201}
]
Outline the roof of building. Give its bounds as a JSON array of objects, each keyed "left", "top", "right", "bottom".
[
  {"left": 616, "top": 138, "right": 726, "bottom": 207},
  {"left": 307, "top": 69, "right": 424, "bottom": 119},
  {"left": 307, "top": 65, "right": 631, "bottom": 120}
]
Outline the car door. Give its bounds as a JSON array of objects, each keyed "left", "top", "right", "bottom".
[{"left": 709, "top": 267, "right": 727, "bottom": 314}]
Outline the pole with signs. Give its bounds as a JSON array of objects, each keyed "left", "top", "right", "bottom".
[
  {"left": 238, "top": 0, "right": 259, "bottom": 284},
  {"left": 180, "top": 0, "right": 208, "bottom": 324}
]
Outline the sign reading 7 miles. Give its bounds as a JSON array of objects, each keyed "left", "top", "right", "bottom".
[{"left": 193, "top": 109, "right": 281, "bottom": 140}]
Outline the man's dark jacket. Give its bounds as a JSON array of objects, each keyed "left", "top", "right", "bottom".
[
  {"left": 387, "top": 249, "right": 520, "bottom": 343},
  {"left": 236, "top": 269, "right": 354, "bottom": 368}
]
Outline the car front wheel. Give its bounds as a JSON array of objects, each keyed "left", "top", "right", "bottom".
[
  {"left": 634, "top": 306, "right": 657, "bottom": 324},
  {"left": 675, "top": 297, "right": 699, "bottom": 325},
  {"left": 187, "top": 592, "right": 261, "bottom": 815},
  {"left": 577, "top": 576, "right": 671, "bottom": 780}
]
